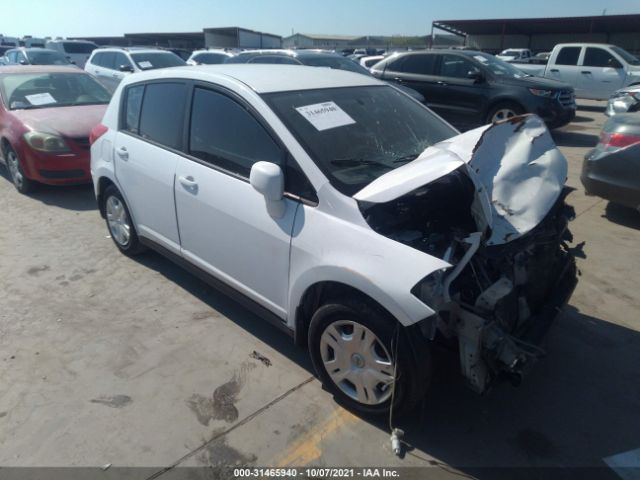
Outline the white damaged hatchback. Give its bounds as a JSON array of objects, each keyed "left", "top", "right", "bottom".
[{"left": 90, "top": 65, "right": 577, "bottom": 414}]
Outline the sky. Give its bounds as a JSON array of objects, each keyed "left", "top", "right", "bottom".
[{"left": 3, "top": 0, "right": 640, "bottom": 39}]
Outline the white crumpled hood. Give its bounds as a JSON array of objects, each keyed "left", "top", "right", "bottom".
[{"left": 354, "top": 115, "right": 568, "bottom": 246}]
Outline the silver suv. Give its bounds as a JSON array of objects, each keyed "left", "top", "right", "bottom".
[{"left": 85, "top": 47, "right": 186, "bottom": 92}]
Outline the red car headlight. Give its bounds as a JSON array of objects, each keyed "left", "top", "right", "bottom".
[{"left": 24, "top": 131, "right": 71, "bottom": 153}]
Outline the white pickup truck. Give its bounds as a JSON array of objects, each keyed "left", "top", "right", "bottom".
[
  {"left": 497, "top": 48, "right": 533, "bottom": 62},
  {"left": 516, "top": 43, "right": 640, "bottom": 100}
]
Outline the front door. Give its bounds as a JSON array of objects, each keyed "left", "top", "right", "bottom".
[
  {"left": 430, "top": 53, "right": 488, "bottom": 129},
  {"left": 174, "top": 86, "right": 297, "bottom": 317},
  {"left": 578, "top": 47, "right": 626, "bottom": 100}
]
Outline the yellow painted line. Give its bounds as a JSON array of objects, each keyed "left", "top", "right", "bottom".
[{"left": 276, "top": 407, "right": 359, "bottom": 466}]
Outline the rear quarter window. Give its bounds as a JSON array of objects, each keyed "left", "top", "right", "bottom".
[
  {"left": 124, "top": 82, "right": 187, "bottom": 149},
  {"left": 556, "top": 47, "right": 581, "bottom": 66}
]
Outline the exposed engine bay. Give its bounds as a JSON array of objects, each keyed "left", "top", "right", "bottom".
[{"left": 355, "top": 115, "right": 578, "bottom": 393}]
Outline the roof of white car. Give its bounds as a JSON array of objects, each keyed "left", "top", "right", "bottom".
[
  {"left": 119, "top": 64, "right": 383, "bottom": 93},
  {"left": 95, "top": 47, "right": 175, "bottom": 55}
]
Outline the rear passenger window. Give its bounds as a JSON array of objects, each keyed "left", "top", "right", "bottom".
[
  {"left": 138, "top": 83, "right": 187, "bottom": 149},
  {"left": 99, "top": 52, "right": 116, "bottom": 69},
  {"left": 188, "top": 87, "right": 283, "bottom": 177},
  {"left": 113, "top": 52, "right": 131, "bottom": 70},
  {"left": 90, "top": 52, "right": 103, "bottom": 66},
  {"left": 123, "top": 85, "right": 144, "bottom": 134},
  {"left": 389, "top": 55, "right": 436, "bottom": 75},
  {"left": 556, "top": 47, "right": 581, "bottom": 66},
  {"left": 439, "top": 54, "right": 478, "bottom": 78}
]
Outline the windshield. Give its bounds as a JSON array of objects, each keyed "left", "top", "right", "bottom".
[
  {"left": 130, "top": 52, "right": 186, "bottom": 69},
  {"left": 300, "top": 55, "right": 372, "bottom": 76},
  {"left": 62, "top": 42, "right": 96, "bottom": 54},
  {"left": 264, "top": 86, "right": 457, "bottom": 196},
  {"left": 610, "top": 46, "right": 640, "bottom": 66},
  {"left": 465, "top": 52, "right": 529, "bottom": 78},
  {"left": 193, "top": 52, "right": 229, "bottom": 64},
  {"left": 0, "top": 72, "right": 111, "bottom": 110},
  {"left": 25, "top": 50, "right": 70, "bottom": 65}
]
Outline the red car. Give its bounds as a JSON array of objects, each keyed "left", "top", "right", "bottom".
[{"left": 0, "top": 65, "right": 110, "bottom": 193}]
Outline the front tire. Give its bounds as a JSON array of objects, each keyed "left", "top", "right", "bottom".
[
  {"left": 103, "top": 185, "right": 145, "bottom": 256},
  {"left": 5, "top": 146, "right": 36, "bottom": 194},
  {"left": 486, "top": 102, "right": 524, "bottom": 124},
  {"left": 308, "top": 298, "right": 430, "bottom": 416}
]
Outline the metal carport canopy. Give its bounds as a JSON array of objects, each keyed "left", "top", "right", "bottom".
[{"left": 433, "top": 14, "right": 640, "bottom": 37}]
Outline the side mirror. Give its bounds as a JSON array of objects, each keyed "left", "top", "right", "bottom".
[
  {"left": 19, "top": 59, "right": 28, "bottom": 65},
  {"left": 119, "top": 64, "right": 134, "bottom": 72},
  {"left": 250, "top": 161, "right": 286, "bottom": 218},
  {"left": 608, "top": 58, "right": 623, "bottom": 69},
  {"left": 467, "top": 70, "right": 484, "bottom": 82}
]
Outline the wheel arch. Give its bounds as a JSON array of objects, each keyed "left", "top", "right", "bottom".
[
  {"left": 96, "top": 176, "right": 117, "bottom": 218},
  {"left": 0, "top": 137, "right": 11, "bottom": 161},
  {"left": 292, "top": 275, "right": 421, "bottom": 348},
  {"left": 484, "top": 97, "right": 526, "bottom": 122}
]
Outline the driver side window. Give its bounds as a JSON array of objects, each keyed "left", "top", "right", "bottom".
[
  {"left": 438, "top": 54, "right": 478, "bottom": 78},
  {"left": 188, "top": 87, "right": 283, "bottom": 178},
  {"left": 583, "top": 48, "right": 622, "bottom": 68}
]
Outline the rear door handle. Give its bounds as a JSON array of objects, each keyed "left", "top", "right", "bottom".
[
  {"left": 581, "top": 70, "right": 592, "bottom": 74},
  {"left": 116, "top": 146, "right": 128, "bottom": 160},
  {"left": 178, "top": 175, "right": 198, "bottom": 190},
  {"left": 437, "top": 81, "right": 448, "bottom": 86},
  {"left": 393, "top": 77, "right": 404, "bottom": 84},
  {"left": 550, "top": 69, "right": 559, "bottom": 73}
]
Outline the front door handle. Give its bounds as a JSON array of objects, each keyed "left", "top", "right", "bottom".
[
  {"left": 437, "top": 81, "right": 448, "bottom": 86},
  {"left": 178, "top": 175, "right": 198, "bottom": 190},
  {"left": 550, "top": 69, "right": 559, "bottom": 73},
  {"left": 116, "top": 146, "right": 128, "bottom": 160},
  {"left": 393, "top": 77, "right": 404, "bottom": 84},
  {"left": 581, "top": 70, "right": 592, "bottom": 74}
]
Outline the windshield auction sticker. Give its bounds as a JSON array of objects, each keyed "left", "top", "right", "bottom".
[
  {"left": 296, "top": 101, "right": 356, "bottom": 131},
  {"left": 25, "top": 93, "right": 57, "bottom": 105}
]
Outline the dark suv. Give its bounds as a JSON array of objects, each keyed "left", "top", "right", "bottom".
[{"left": 371, "top": 50, "right": 576, "bottom": 130}]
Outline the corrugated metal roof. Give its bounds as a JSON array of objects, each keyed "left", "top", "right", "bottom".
[
  {"left": 434, "top": 14, "right": 640, "bottom": 36},
  {"left": 288, "top": 33, "right": 361, "bottom": 41}
]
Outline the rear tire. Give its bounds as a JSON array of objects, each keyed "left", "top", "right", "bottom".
[
  {"left": 5, "top": 146, "right": 36, "bottom": 194},
  {"left": 103, "top": 185, "right": 145, "bottom": 256},
  {"left": 486, "top": 102, "right": 525, "bottom": 124},
  {"left": 308, "top": 298, "right": 431, "bottom": 416}
]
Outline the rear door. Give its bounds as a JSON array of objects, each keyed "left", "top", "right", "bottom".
[
  {"left": 578, "top": 47, "right": 626, "bottom": 100},
  {"left": 548, "top": 46, "right": 581, "bottom": 87},
  {"left": 90, "top": 52, "right": 118, "bottom": 91},
  {"left": 429, "top": 53, "right": 489, "bottom": 128},
  {"left": 109, "top": 52, "right": 133, "bottom": 88},
  {"left": 174, "top": 85, "right": 299, "bottom": 317},
  {"left": 381, "top": 53, "right": 439, "bottom": 104},
  {"left": 114, "top": 81, "right": 188, "bottom": 254}
]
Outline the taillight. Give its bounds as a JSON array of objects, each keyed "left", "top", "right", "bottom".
[
  {"left": 89, "top": 123, "right": 108, "bottom": 145},
  {"left": 599, "top": 131, "right": 640, "bottom": 149}
]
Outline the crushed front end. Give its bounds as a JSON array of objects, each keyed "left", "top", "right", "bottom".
[{"left": 356, "top": 115, "right": 579, "bottom": 393}]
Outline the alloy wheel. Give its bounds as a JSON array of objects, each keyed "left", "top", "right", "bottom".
[
  {"left": 491, "top": 108, "right": 517, "bottom": 123},
  {"left": 105, "top": 195, "right": 131, "bottom": 247},
  {"left": 319, "top": 320, "right": 395, "bottom": 405}
]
